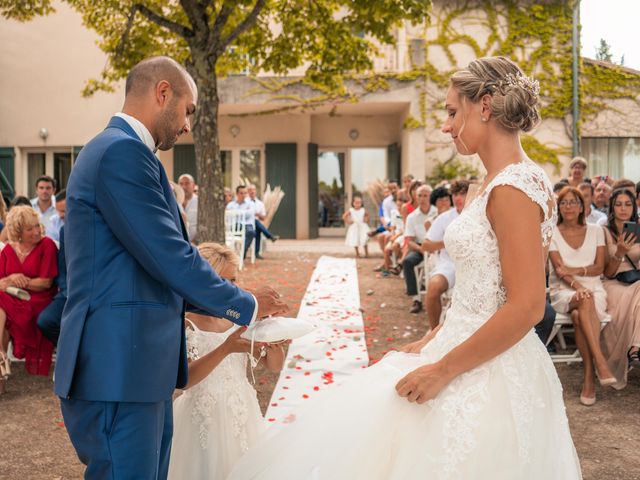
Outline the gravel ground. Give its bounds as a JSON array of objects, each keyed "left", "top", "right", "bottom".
[{"left": 1, "top": 250, "right": 637, "bottom": 479}]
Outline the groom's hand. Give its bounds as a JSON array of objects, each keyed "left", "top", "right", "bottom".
[{"left": 251, "top": 286, "right": 289, "bottom": 319}]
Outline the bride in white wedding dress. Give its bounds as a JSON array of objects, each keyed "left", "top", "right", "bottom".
[{"left": 228, "top": 57, "right": 584, "bottom": 480}]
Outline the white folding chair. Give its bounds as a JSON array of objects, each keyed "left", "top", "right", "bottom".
[
  {"left": 414, "top": 261, "right": 426, "bottom": 296},
  {"left": 225, "top": 209, "right": 246, "bottom": 270},
  {"left": 547, "top": 310, "right": 611, "bottom": 364}
]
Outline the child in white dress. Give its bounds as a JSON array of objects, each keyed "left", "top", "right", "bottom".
[
  {"left": 343, "top": 195, "right": 369, "bottom": 257},
  {"left": 168, "top": 243, "right": 286, "bottom": 480}
]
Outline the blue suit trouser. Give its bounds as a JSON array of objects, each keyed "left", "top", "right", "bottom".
[
  {"left": 244, "top": 225, "right": 256, "bottom": 258},
  {"left": 60, "top": 397, "right": 173, "bottom": 480},
  {"left": 37, "top": 295, "right": 66, "bottom": 346},
  {"left": 254, "top": 219, "right": 274, "bottom": 253}
]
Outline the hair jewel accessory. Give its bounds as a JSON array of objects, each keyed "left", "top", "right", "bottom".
[{"left": 504, "top": 72, "right": 540, "bottom": 96}]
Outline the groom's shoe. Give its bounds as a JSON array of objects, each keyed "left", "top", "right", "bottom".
[{"left": 409, "top": 300, "right": 423, "bottom": 314}]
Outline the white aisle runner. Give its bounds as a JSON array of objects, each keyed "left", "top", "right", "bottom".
[{"left": 264, "top": 256, "right": 369, "bottom": 427}]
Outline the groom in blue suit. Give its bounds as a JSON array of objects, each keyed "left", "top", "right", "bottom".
[{"left": 55, "top": 57, "right": 285, "bottom": 479}]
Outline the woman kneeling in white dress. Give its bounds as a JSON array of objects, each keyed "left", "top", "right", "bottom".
[
  {"left": 229, "top": 56, "right": 582, "bottom": 480},
  {"left": 168, "top": 243, "right": 286, "bottom": 480}
]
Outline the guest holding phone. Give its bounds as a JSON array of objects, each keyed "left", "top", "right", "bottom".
[{"left": 601, "top": 188, "right": 640, "bottom": 389}]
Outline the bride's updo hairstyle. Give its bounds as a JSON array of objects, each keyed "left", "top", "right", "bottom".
[{"left": 450, "top": 56, "right": 541, "bottom": 133}]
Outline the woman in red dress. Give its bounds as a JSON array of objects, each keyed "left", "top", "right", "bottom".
[{"left": 0, "top": 206, "right": 58, "bottom": 393}]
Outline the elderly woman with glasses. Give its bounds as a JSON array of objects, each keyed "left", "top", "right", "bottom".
[{"left": 548, "top": 186, "right": 616, "bottom": 406}]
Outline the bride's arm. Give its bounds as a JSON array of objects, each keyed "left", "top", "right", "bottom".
[{"left": 396, "top": 186, "right": 546, "bottom": 403}]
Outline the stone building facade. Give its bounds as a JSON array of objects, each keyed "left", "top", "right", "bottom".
[{"left": 1, "top": 0, "right": 638, "bottom": 238}]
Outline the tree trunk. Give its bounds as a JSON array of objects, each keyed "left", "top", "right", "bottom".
[{"left": 189, "top": 54, "right": 225, "bottom": 244}]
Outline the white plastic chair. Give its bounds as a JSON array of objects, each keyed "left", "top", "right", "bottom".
[
  {"left": 547, "top": 310, "right": 611, "bottom": 364},
  {"left": 225, "top": 209, "right": 246, "bottom": 270}
]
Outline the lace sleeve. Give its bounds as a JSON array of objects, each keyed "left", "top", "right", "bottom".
[
  {"left": 487, "top": 161, "right": 557, "bottom": 247},
  {"left": 186, "top": 326, "right": 199, "bottom": 361}
]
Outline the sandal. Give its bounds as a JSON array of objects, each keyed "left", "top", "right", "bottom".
[
  {"left": 389, "top": 266, "right": 401, "bottom": 275},
  {"left": 0, "top": 350, "right": 10, "bottom": 378},
  {"left": 628, "top": 348, "right": 640, "bottom": 369}
]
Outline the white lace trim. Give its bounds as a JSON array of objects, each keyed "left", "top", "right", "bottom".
[{"left": 184, "top": 324, "right": 252, "bottom": 451}]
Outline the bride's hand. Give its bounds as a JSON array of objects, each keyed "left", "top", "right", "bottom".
[
  {"left": 399, "top": 337, "right": 428, "bottom": 354},
  {"left": 395, "top": 362, "right": 453, "bottom": 404}
]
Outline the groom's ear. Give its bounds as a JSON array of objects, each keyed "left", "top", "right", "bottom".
[{"left": 155, "top": 80, "right": 172, "bottom": 107}]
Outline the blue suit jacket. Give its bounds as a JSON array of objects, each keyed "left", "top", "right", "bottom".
[{"left": 54, "top": 116, "right": 255, "bottom": 402}]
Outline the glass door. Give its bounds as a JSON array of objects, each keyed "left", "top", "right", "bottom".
[
  {"left": 54, "top": 152, "right": 72, "bottom": 191},
  {"left": 349, "top": 148, "right": 387, "bottom": 228},
  {"left": 27, "top": 152, "right": 46, "bottom": 198},
  {"left": 318, "top": 151, "right": 346, "bottom": 234}
]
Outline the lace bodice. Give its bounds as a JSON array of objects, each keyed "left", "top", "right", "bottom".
[
  {"left": 182, "top": 320, "right": 256, "bottom": 451},
  {"left": 444, "top": 160, "right": 556, "bottom": 323}
]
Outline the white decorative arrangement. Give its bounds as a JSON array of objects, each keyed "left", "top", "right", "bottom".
[
  {"left": 241, "top": 316, "right": 315, "bottom": 343},
  {"left": 261, "top": 184, "right": 285, "bottom": 228}
]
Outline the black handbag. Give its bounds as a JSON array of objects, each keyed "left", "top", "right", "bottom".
[{"left": 615, "top": 255, "right": 640, "bottom": 285}]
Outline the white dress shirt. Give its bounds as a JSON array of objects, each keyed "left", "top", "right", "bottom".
[
  {"left": 184, "top": 195, "right": 198, "bottom": 240},
  {"left": 31, "top": 197, "right": 57, "bottom": 229},
  {"left": 115, "top": 112, "right": 156, "bottom": 152},
  {"left": 251, "top": 197, "right": 267, "bottom": 218},
  {"left": 586, "top": 208, "right": 607, "bottom": 226}
]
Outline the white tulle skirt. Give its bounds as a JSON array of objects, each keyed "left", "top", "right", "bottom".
[
  {"left": 168, "top": 383, "right": 265, "bottom": 480},
  {"left": 228, "top": 322, "right": 582, "bottom": 480}
]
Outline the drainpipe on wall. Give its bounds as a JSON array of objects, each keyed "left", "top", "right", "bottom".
[{"left": 572, "top": 0, "right": 581, "bottom": 157}]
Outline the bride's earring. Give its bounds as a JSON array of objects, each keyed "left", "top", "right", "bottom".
[{"left": 481, "top": 117, "right": 488, "bottom": 122}]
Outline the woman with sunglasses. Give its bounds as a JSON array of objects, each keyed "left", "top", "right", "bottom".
[
  {"left": 601, "top": 188, "right": 640, "bottom": 389},
  {"left": 549, "top": 186, "right": 616, "bottom": 406}
]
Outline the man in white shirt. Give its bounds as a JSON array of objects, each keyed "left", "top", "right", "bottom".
[
  {"left": 578, "top": 182, "right": 607, "bottom": 226},
  {"left": 593, "top": 180, "right": 612, "bottom": 215},
  {"left": 370, "top": 182, "right": 399, "bottom": 249},
  {"left": 226, "top": 184, "right": 256, "bottom": 258},
  {"left": 178, "top": 173, "right": 198, "bottom": 241},
  {"left": 31, "top": 175, "right": 57, "bottom": 230},
  {"left": 46, "top": 189, "right": 66, "bottom": 243},
  {"left": 247, "top": 184, "right": 278, "bottom": 259},
  {"left": 422, "top": 180, "right": 469, "bottom": 328},
  {"left": 402, "top": 185, "right": 433, "bottom": 313},
  {"left": 381, "top": 181, "right": 398, "bottom": 223}
]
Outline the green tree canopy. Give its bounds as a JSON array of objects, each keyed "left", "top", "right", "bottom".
[
  {"left": 2, "top": 0, "right": 430, "bottom": 242},
  {"left": 595, "top": 38, "right": 613, "bottom": 63}
]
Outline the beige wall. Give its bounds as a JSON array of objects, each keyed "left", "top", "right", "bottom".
[
  {"left": 0, "top": 2, "right": 125, "bottom": 147},
  {"left": 0, "top": 1, "right": 124, "bottom": 195},
  {"left": 171, "top": 112, "right": 404, "bottom": 238},
  {"left": 3, "top": 1, "right": 638, "bottom": 232}
]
